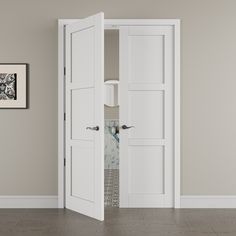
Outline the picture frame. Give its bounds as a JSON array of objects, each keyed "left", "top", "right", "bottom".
[{"left": 0, "top": 63, "right": 28, "bottom": 108}]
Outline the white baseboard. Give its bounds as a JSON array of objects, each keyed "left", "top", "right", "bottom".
[
  {"left": 1, "top": 195, "right": 236, "bottom": 209},
  {"left": 181, "top": 195, "right": 236, "bottom": 208},
  {"left": 0, "top": 196, "right": 58, "bottom": 208}
]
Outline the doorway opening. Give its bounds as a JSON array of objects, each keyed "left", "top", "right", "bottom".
[{"left": 104, "top": 29, "right": 119, "bottom": 208}]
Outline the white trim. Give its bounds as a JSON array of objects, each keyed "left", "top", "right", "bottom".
[
  {"left": 174, "top": 20, "right": 181, "bottom": 208},
  {"left": 58, "top": 18, "right": 181, "bottom": 209},
  {"left": 181, "top": 196, "right": 236, "bottom": 208},
  {"left": 58, "top": 20, "right": 65, "bottom": 209},
  {"left": 0, "top": 196, "right": 58, "bottom": 208},
  {"left": 59, "top": 19, "right": 181, "bottom": 27}
]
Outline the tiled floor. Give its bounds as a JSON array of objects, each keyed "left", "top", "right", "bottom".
[
  {"left": 104, "top": 169, "right": 119, "bottom": 207},
  {"left": 0, "top": 208, "right": 236, "bottom": 235}
]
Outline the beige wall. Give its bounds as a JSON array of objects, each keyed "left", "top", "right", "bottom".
[{"left": 0, "top": 0, "right": 236, "bottom": 195}]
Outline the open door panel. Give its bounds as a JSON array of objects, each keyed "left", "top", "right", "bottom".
[{"left": 65, "top": 12, "right": 104, "bottom": 221}]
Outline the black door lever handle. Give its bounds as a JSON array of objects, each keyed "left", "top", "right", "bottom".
[
  {"left": 121, "top": 125, "right": 135, "bottom": 130},
  {"left": 86, "top": 126, "right": 99, "bottom": 131}
]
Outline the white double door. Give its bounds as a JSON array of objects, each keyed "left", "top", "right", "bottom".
[{"left": 65, "top": 12, "right": 174, "bottom": 221}]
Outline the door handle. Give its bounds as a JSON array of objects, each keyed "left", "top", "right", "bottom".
[
  {"left": 86, "top": 126, "right": 99, "bottom": 131},
  {"left": 121, "top": 125, "right": 135, "bottom": 130}
]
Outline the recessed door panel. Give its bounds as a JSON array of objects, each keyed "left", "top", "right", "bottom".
[
  {"left": 130, "top": 35, "right": 164, "bottom": 84},
  {"left": 128, "top": 91, "right": 164, "bottom": 139},
  {"left": 129, "top": 146, "right": 164, "bottom": 194},
  {"left": 71, "top": 27, "right": 94, "bottom": 87},
  {"left": 71, "top": 89, "right": 94, "bottom": 140},
  {"left": 71, "top": 146, "right": 94, "bottom": 201}
]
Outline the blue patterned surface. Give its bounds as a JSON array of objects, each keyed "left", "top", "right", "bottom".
[{"left": 105, "top": 120, "right": 119, "bottom": 169}]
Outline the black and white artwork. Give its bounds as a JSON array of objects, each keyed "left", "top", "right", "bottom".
[
  {"left": 0, "top": 64, "right": 27, "bottom": 108},
  {"left": 0, "top": 73, "right": 17, "bottom": 100}
]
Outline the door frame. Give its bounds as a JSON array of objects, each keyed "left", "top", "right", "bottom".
[{"left": 58, "top": 18, "right": 181, "bottom": 209}]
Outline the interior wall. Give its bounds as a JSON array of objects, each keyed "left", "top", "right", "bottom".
[
  {"left": 105, "top": 30, "right": 119, "bottom": 120},
  {"left": 0, "top": 0, "right": 236, "bottom": 195}
]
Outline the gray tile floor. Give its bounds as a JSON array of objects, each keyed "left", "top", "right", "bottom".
[
  {"left": 104, "top": 169, "right": 119, "bottom": 207},
  {"left": 0, "top": 208, "right": 236, "bottom": 236}
]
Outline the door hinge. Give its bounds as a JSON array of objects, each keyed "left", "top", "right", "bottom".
[
  {"left": 64, "top": 112, "right": 66, "bottom": 121},
  {"left": 64, "top": 67, "right": 66, "bottom": 76},
  {"left": 64, "top": 158, "right": 66, "bottom": 166}
]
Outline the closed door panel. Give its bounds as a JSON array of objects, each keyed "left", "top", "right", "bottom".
[
  {"left": 120, "top": 26, "right": 174, "bottom": 207},
  {"left": 65, "top": 12, "right": 104, "bottom": 220}
]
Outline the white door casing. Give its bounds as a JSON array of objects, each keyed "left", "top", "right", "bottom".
[
  {"left": 120, "top": 26, "right": 174, "bottom": 207},
  {"left": 58, "top": 19, "right": 180, "bottom": 210},
  {"left": 65, "top": 13, "right": 104, "bottom": 220}
]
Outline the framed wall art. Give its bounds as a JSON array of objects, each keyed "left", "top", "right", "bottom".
[{"left": 0, "top": 64, "right": 27, "bottom": 108}]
